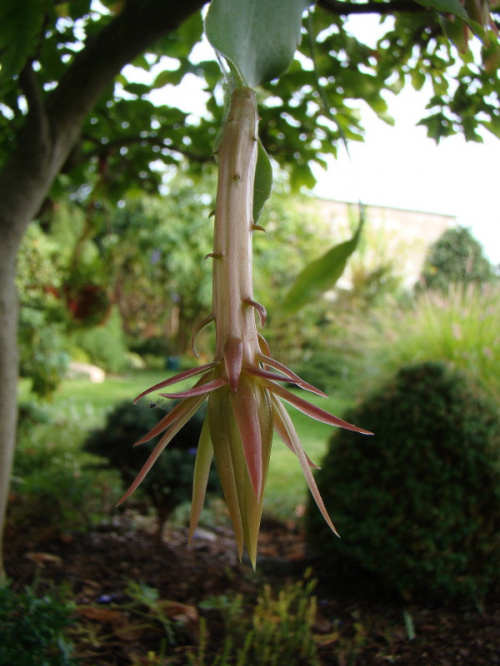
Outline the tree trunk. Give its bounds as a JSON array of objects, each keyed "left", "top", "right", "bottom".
[
  {"left": 0, "top": 110, "right": 56, "bottom": 580},
  {"left": 0, "top": 242, "right": 20, "bottom": 582},
  {"left": 0, "top": 0, "right": 206, "bottom": 580}
]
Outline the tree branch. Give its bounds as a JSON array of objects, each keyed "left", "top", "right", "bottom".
[
  {"left": 46, "top": 0, "right": 207, "bottom": 170},
  {"left": 0, "top": 0, "right": 207, "bottom": 246},
  {"left": 18, "top": 62, "right": 50, "bottom": 152},
  {"left": 317, "top": 0, "right": 427, "bottom": 16}
]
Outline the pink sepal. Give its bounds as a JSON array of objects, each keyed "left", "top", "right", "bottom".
[
  {"left": 117, "top": 395, "right": 206, "bottom": 506},
  {"left": 271, "top": 396, "right": 339, "bottom": 536},
  {"left": 134, "top": 362, "right": 219, "bottom": 403},
  {"left": 269, "top": 382, "right": 373, "bottom": 435},
  {"left": 232, "top": 386, "right": 263, "bottom": 499},
  {"left": 159, "top": 377, "right": 226, "bottom": 399},
  {"left": 256, "top": 354, "right": 328, "bottom": 397}
]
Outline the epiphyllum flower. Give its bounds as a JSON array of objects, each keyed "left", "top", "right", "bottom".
[{"left": 119, "top": 88, "right": 371, "bottom": 566}]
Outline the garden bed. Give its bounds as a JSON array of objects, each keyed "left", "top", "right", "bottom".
[{"left": 5, "top": 511, "right": 500, "bottom": 665}]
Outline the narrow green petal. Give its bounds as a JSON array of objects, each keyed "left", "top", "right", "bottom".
[
  {"left": 234, "top": 385, "right": 273, "bottom": 567},
  {"left": 208, "top": 389, "right": 245, "bottom": 559},
  {"left": 159, "top": 377, "right": 226, "bottom": 399},
  {"left": 117, "top": 395, "right": 205, "bottom": 506},
  {"left": 255, "top": 353, "right": 328, "bottom": 397},
  {"left": 188, "top": 416, "right": 214, "bottom": 544},
  {"left": 208, "top": 384, "right": 273, "bottom": 567},
  {"left": 134, "top": 399, "right": 197, "bottom": 446},
  {"left": 134, "top": 362, "right": 219, "bottom": 403}
]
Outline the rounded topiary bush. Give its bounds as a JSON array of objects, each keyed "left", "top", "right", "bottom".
[
  {"left": 84, "top": 400, "right": 221, "bottom": 544},
  {"left": 306, "top": 362, "right": 500, "bottom": 603}
]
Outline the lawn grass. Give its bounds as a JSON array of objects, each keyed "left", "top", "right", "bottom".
[{"left": 18, "top": 370, "right": 355, "bottom": 522}]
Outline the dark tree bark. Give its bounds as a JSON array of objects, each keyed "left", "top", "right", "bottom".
[{"left": 0, "top": 0, "right": 206, "bottom": 580}]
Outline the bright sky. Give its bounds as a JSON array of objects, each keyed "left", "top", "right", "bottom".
[
  {"left": 310, "top": 13, "right": 500, "bottom": 265},
  {"left": 312, "top": 81, "right": 500, "bottom": 265}
]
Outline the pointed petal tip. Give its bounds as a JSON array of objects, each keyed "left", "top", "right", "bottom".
[
  {"left": 256, "top": 353, "right": 327, "bottom": 397},
  {"left": 270, "top": 382, "right": 373, "bottom": 436}
]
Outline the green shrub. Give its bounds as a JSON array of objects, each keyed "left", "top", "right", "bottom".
[
  {"left": 17, "top": 223, "right": 70, "bottom": 399},
  {"left": 13, "top": 403, "right": 115, "bottom": 533},
  {"left": 10, "top": 442, "right": 101, "bottom": 534},
  {"left": 69, "top": 307, "right": 129, "bottom": 373},
  {"left": 191, "top": 574, "right": 319, "bottom": 665},
  {"left": 347, "top": 284, "right": 500, "bottom": 402},
  {"left": 83, "top": 400, "right": 221, "bottom": 544},
  {"left": 418, "top": 225, "right": 496, "bottom": 292},
  {"left": 0, "top": 585, "right": 77, "bottom": 666},
  {"left": 291, "top": 349, "right": 344, "bottom": 395},
  {"left": 306, "top": 362, "right": 500, "bottom": 603},
  {"left": 17, "top": 401, "right": 53, "bottom": 441}
]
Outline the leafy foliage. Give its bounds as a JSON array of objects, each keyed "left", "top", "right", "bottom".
[
  {"left": 68, "top": 307, "right": 129, "bottom": 374},
  {"left": 418, "top": 225, "right": 497, "bottom": 291},
  {"left": 279, "top": 216, "right": 363, "bottom": 315},
  {"left": 16, "top": 223, "right": 70, "bottom": 397},
  {"left": 346, "top": 283, "right": 500, "bottom": 402},
  {"left": 192, "top": 574, "right": 319, "bottom": 665},
  {"left": 206, "top": 0, "right": 312, "bottom": 88},
  {"left": 306, "top": 362, "right": 500, "bottom": 602},
  {"left": 11, "top": 408, "right": 108, "bottom": 534},
  {"left": 0, "top": 585, "right": 77, "bottom": 666},
  {"left": 108, "top": 173, "right": 215, "bottom": 352},
  {"left": 1, "top": 1, "right": 498, "bottom": 201},
  {"left": 83, "top": 400, "right": 221, "bottom": 543}
]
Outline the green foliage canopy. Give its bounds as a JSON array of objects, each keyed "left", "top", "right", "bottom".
[{"left": 1, "top": 0, "right": 499, "bottom": 204}]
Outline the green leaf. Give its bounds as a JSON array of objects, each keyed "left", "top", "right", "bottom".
[
  {"left": 204, "top": 0, "right": 313, "bottom": 88},
  {"left": 0, "top": 0, "right": 46, "bottom": 81},
  {"left": 411, "top": 69, "right": 427, "bottom": 91},
  {"left": 289, "top": 164, "right": 317, "bottom": 192},
  {"left": 484, "top": 115, "right": 500, "bottom": 139},
  {"left": 152, "top": 70, "right": 175, "bottom": 89},
  {"left": 278, "top": 215, "right": 364, "bottom": 315},
  {"left": 253, "top": 141, "right": 272, "bottom": 222},
  {"left": 413, "top": 0, "right": 468, "bottom": 18}
]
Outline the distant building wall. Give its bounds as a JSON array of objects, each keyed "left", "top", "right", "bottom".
[{"left": 304, "top": 198, "right": 456, "bottom": 288}]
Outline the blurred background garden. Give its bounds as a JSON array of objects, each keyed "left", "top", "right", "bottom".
[
  {"left": 8, "top": 163, "right": 500, "bottom": 662},
  {"left": 3, "top": 0, "right": 500, "bottom": 663}
]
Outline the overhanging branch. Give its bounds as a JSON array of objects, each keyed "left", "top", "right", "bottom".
[
  {"left": 46, "top": 0, "right": 207, "bottom": 166},
  {"left": 317, "top": 0, "right": 427, "bottom": 16},
  {"left": 19, "top": 62, "right": 50, "bottom": 151}
]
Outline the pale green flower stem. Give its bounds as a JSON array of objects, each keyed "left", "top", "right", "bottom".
[{"left": 211, "top": 87, "right": 261, "bottom": 379}]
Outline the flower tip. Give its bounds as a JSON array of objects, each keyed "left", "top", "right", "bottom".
[
  {"left": 249, "top": 471, "right": 263, "bottom": 503},
  {"left": 224, "top": 337, "right": 243, "bottom": 392}
]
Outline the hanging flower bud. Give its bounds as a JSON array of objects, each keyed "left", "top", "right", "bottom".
[{"left": 118, "top": 87, "right": 372, "bottom": 566}]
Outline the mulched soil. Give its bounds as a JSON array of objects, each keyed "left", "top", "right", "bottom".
[{"left": 4, "top": 511, "right": 500, "bottom": 665}]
